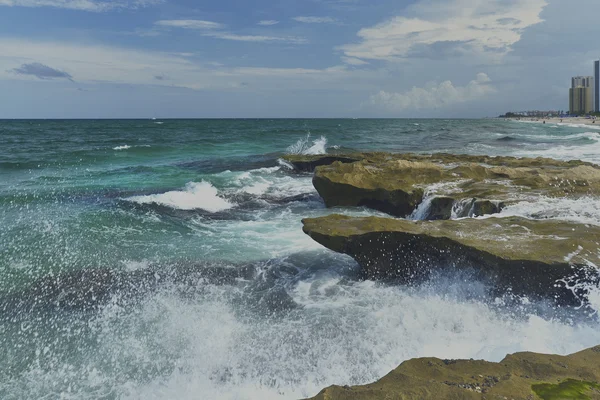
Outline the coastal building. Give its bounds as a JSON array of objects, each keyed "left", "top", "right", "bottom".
[
  {"left": 594, "top": 61, "right": 600, "bottom": 112},
  {"left": 570, "top": 87, "right": 593, "bottom": 115},
  {"left": 570, "top": 75, "right": 594, "bottom": 115},
  {"left": 572, "top": 76, "right": 594, "bottom": 88}
]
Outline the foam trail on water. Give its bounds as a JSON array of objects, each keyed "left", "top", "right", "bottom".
[
  {"left": 216, "top": 166, "right": 316, "bottom": 199},
  {"left": 113, "top": 145, "right": 151, "bottom": 151},
  {"left": 126, "top": 181, "right": 235, "bottom": 212}
]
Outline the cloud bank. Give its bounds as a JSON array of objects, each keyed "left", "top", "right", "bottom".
[
  {"left": 155, "top": 19, "right": 306, "bottom": 44},
  {"left": 341, "top": 0, "right": 548, "bottom": 62},
  {"left": 0, "top": 0, "right": 161, "bottom": 12},
  {"left": 293, "top": 16, "right": 336, "bottom": 24},
  {"left": 369, "top": 73, "right": 495, "bottom": 111},
  {"left": 257, "top": 20, "right": 279, "bottom": 26}
]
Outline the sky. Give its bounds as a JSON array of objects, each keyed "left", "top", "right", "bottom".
[{"left": 0, "top": 0, "right": 598, "bottom": 118}]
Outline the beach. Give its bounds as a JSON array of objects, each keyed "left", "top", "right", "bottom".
[{"left": 508, "top": 116, "right": 600, "bottom": 126}]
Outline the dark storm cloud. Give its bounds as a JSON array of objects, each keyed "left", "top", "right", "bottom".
[{"left": 11, "top": 62, "right": 73, "bottom": 81}]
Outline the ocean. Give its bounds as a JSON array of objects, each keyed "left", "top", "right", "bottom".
[{"left": 1, "top": 118, "right": 600, "bottom": 399}]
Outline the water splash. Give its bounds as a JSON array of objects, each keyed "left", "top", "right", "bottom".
[
  {"left": 126, "top": 181, "right": 235, "bottom": 212},
  {"left": 286, "top": 134, "right": 328, "bottom": 155},
  {"left": 558, "top": 260, "right": 600, "bottom": 316}
]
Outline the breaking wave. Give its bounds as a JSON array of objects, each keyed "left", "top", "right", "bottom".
[
  {"left": 287, "top": 134, "right": 328, "bottom": 155},
  {"left": 126, "top": 181, "right": 235, "bottom": 212}
]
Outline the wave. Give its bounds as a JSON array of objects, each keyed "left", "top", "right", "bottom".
[
  {"left": 216, "top": 166, "right": 316, "bottom": 199},
  {"left": 497, "top": 135, "right": 518, "bottom": 142},
  {"left": 494, "top": 196, "right": 600, "bottom": 226},
  {"left": 49, "top": 271, "right": 600, "bottom": 400},
  {"left": 286, "top": 134, "right": 328, "bottom": 155},
  {"left": 113, "top": 145, "right": 152, "bottom": 151},
  {"left": 125, "top": 181, "right": 235, "bottom": 212},
  {"left": 513, "top": 142, "right": 600, "bottom": 164},
  {"left": 558, "top": 123, "right": 600, "bottom": 131}
]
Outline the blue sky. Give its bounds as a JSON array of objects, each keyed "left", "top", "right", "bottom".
[{"left": 0, "top": 0, "right": 598, "bottom": 118}]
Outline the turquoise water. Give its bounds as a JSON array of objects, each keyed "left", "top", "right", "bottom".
[{"left": 1, "top": 119, "right": 600, "bottom": 399}]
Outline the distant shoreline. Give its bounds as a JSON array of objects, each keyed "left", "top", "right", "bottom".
[{"left": 505, "top": 116, "right": 599, "bottom": 126}]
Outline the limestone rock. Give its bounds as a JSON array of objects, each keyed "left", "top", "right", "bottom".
[
  {"left": 305, "top": 345, "right": 600, "bottom": 400},
  {"left": 288, "top": 152, "right": 600, "bottom": 218},
  {"left": 302, "top": 215, "right": 600, "bottom": 304}
]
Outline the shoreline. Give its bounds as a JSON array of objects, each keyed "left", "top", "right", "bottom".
[{"left": 506, "top": 116, "right": 599, "bottom": 126}]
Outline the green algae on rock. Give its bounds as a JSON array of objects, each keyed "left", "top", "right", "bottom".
[
  {"left": 305, "top": 345, "right": 600, "bottom": 400},
  {"left": 302, "top": 215, "right": 600, "bottom": 304},
  {"left": 533, "top": 379, "right": 600, "bottom": 400}
]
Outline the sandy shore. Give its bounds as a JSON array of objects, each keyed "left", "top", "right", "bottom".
[{"left": 507, "top": 116, "right": 599, "bottom": 126}]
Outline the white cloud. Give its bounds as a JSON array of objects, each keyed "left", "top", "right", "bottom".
[
  {"left": 369, "top": 73, "right": 495, "bottom": 111},
  {"left": 0, "top": 38, "right": 196, "bottom": 86},
  {"left": 0, "top": 0, "right": 160, "bottom": 11},
  {"left": 341, "top": 0, "right": 548, "bottom": 62},
  {"left": 202, "top": 32, "right": 306, "bottom": 44},
  {"left": 155, "top": 19, "right": 305, "bottom": 44},
  {"left": 293, "top": 16, "right": 336, "bottom": 24},
  {"left": 155, "top": 20, "right": 223, "bottom": 30},
  {"left": 258, "top": 20, "right": 279, "bottom": 26},
  {"left": 0, "top": 38, "right": 348, "bottom": 90},
  {"left": 341, "top": 56, "right": 369, "bottom": 66}
]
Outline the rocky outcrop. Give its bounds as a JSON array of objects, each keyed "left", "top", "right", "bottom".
[
  {"left": 302, "top": 215, "right": 600, "bottom": 304},
  {"left": 312, "top": 160, "right": 436, "bottom": 217},
  {"left": 306, "top": 345, "right": 600, "bottom": 400},
  {"left": 286, "top": 152, "right": 600, "bottom": 218}
]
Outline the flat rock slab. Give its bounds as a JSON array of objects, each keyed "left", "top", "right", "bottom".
[
  {"left": 305, "top": 345, "right": 600, "bottom": 400},
  {"left": 302, "top": 215, "right": 600, "bottom": 304},
  {"left": 287, "top": 152, "right": 600, "bottom": 218}
]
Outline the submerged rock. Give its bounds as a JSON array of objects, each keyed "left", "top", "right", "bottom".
[
  {"left": 288, "top": 152, "right": 600, "bottom": 218},
  {"left": 306, "top": 345, "right": 600, "bottom": 400},
  {"left": 302, "top": 215, "right": 600, "bottom": 304}
]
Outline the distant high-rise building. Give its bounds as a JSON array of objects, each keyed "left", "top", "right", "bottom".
[
  {"left": 572, "top": 76, "right": 594, "bottom": 88},
  {"left": 570, "top": 87, "right": 593, "bottom": 115},
  {"left": 570, "top": 75, "right": 594, "bottom": 115},
  {"left": 595, "top": 61, "right": 599, "bottom": 112}
]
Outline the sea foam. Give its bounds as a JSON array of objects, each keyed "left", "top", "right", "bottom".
[
  {"left": 127, "top": 181, "right": 235, "bottom": 212},
  {"left": 287, "top": 134, "right": 328, "bottom": 155},
  {"left": 494, "top": 196, "right": 600, "bottom": 226}
]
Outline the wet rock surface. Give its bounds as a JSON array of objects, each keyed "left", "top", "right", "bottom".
[
  {"left": 305, "top": 345, "right": 600, "bottom": 400},
  {"left": 302, "top": 215, "right": 600, "bottom": 305}
]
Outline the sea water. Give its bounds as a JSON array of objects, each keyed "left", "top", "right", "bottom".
[{"left": 1, "top": 118, "right": 599, "bottom": 399}]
